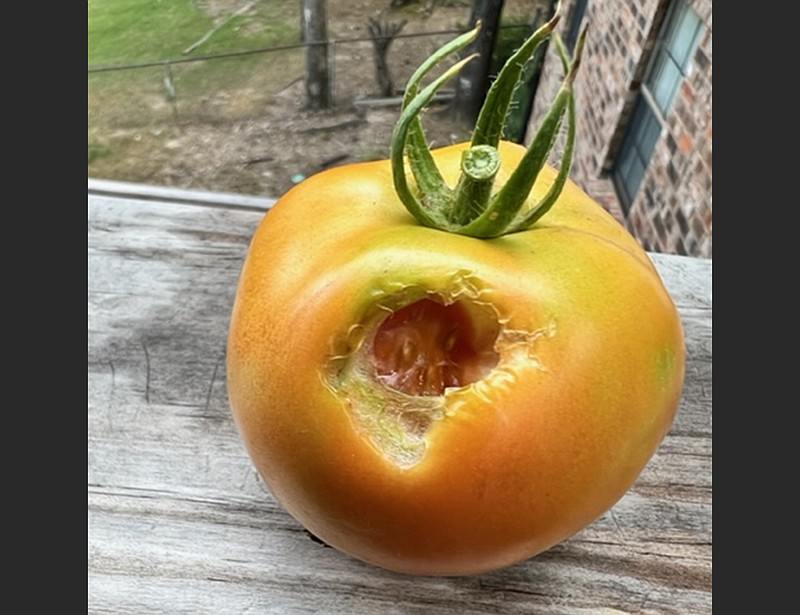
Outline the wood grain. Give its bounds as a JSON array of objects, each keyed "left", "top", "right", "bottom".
[{"left": 88, "top": 181, "right": 712, "bottom": 614}]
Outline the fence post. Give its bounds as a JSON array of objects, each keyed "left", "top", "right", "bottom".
[
  {"left": 453, "top": 0, "right": 506, "bottom": 125},
  {"left": 328, "top": 38, "right": 336, "bottom": 106},
  {"left": 301, "top": 0, "right": 332, "bottom": 109}
]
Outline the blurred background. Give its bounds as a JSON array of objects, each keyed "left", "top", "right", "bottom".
[{"left": 88, "top": 0, "right": 712, "bottom": 257}]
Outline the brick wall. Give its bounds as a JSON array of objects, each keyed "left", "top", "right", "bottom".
[{"left": 526, "top": 0, "right": 712, "bottom": 257}]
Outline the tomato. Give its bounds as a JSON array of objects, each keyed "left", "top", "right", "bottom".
[{"left": 227, "top": 16, "right": 684, "bottom": 576}]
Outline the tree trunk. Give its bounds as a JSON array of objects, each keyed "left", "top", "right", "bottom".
[
  {"left": 368, "top": 14, "right": 407, "bottom": 97},
  {"left": 453, "top": 0, "right": 505, "bottom": 125},
  {"left": 301, "top": 0, "right": 331, "bottom": 109}
]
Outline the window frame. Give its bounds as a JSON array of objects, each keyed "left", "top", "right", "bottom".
[{"left": 612, "top": 0, "right": 704, "bottom": 213}]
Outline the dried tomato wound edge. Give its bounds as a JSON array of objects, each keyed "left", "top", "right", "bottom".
[{"left": 325, "top": 285, "right": 555, "bottom": 469}]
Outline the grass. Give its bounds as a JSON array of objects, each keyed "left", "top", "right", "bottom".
[
  {"left": 89, "top": 1, "right": 211, "bottom": 65},
  {"left": 88, "top": 0, "right": 299, "bottom": 66},
  {"left": 88, "top": 0, "right": 303, "bottom": 126},
  {"left": 88, "top": 142, "right": 110, "bottom": 164},
  {"left": 88, "top": 0, "right": 305, "bottom": 169}
]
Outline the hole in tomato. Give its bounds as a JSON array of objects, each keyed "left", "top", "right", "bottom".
[{"left": 371, "top": 298, "right": 500, "bottom": 396}]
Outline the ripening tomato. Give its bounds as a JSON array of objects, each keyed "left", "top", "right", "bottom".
[{"left": 227, "top": 16, "right": 684, "bottom": 576}]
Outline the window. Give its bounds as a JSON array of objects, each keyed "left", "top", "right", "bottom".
[{"left": 613, "top": 0, "right": 704, "bottom": 212}]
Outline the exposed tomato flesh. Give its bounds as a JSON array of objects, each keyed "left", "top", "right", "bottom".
[{"left": 372, "top": 298, "right": 499, "bottom": 396}]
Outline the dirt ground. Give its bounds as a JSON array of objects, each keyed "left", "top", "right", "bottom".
[{"left": 88, "top": 0, "right": 545, "bottom": 199}]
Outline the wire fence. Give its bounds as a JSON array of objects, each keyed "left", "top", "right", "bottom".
[
  {"left": 88, "top": 27, "right": 468, "bottom": 73},
  {"left": 87, "top": 20, "right": 545, "bottom": 195},
  {"left": 88, "top": 23, "right": 538, "bottom": 128}
]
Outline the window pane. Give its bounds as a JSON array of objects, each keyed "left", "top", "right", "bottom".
[
  {"left": 650, "top": 58, "right": 681, "bottom": 113},
  {"left": 617, "top": 145, "right": 635, "bottom": 183},
  {"left": 623, "top": 156, "right": 646, "bottom": 203},
  {"left": 661, "top": 4, "right": 687, "bottom": 50},
  {"left": 639, "top": 112, "right": 662, "bottom": 159},
  {"left": 626, "top": 100, "right": 647, "bottom": 139},
  {"left": 646, "top": 0, "right": 703, "bottom": 113},
  {"left": 614, "top": 101, "right": 661, "bottom": 209},
  {"left": 668, "top": 6, "right": 701, "bottom": 68}
]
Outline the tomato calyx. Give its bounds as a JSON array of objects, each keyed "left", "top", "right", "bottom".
[{"left": 391, "top": 2, "right": 588, "bottom": 238}]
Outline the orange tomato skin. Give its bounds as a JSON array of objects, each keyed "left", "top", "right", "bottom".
[{"left": 227, "top": 141, "right": 685, "bottom": 576}]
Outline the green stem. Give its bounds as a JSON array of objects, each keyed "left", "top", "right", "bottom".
[
  {"left": 391, "top": 55, "right": 478, "bottom": 230},
  {"left": 459, "top": 85, "right": 570, "bottom": 237},
  {"left": 463, "top": 30, "right": 585, "bottom": 237},
  {"left": 450, "top": 145, "right": 501, "bottom": 225},
  {"left": 508, "top": 87, "right": 575, "bottom": 232},
  {"left": 390, "top": 6, "right": 588, "bottom": 238},
  {"left": 471, "top": 3, "right": 562, "bottom": 148},
  {"left": 401, "top": 26, "right": 481, "bottom": 211},
  {"left": 507, "top": 30, "right": 584, "bottom": 232}
]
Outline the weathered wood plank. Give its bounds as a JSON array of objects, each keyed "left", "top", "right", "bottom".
[{"left": 88, "top": 188, "right": 712, "bottom": 615}]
